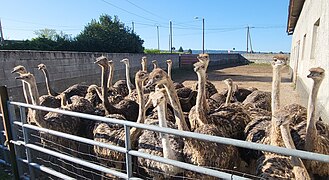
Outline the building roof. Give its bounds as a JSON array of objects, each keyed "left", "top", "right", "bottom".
[{"left": 287, "top": 0, "right": 305, "bottom": 35}]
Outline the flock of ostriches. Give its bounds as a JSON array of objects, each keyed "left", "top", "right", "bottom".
[{"left": 11, "top": 54, "right": 328, "bottom": 179}]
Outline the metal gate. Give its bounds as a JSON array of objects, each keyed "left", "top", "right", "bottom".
[{"left": 0, "top": 85, "right": 329, "bottom": 179}]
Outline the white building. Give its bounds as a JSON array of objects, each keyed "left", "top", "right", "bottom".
[{"left": 287, "top": 0, "right": 328, "bottom": 122}]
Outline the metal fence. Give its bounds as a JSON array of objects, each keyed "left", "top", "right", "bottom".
[{"left": 0, "top": 85, "right": 329, "bottom": 179}]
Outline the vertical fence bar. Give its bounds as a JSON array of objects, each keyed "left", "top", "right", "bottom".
[
  {"left": 8, "top": 104, "right": 24, "bottom": 177},
  {"left": 19, "top": 106, "right": 35, "bottom": 179},
  {"left": 124, "top": 125, "right": 132, "bottom": 179},
  {"left": 0, "top": 86, "right": 19, "bottom": 180}
]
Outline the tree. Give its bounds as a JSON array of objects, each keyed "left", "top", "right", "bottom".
[
  {"left": 34, "top": 28, "right": 58, "bottom": 40},
  {"left": 75, "top": 14, "right": 144, "bottom": 53},
  {"left": 187, "top": 49, "right": 192, "bottom": 54},
  {"left": 178, "top": 46, "right": 184, "bottom": 52}
]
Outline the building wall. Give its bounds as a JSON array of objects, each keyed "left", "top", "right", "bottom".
[
  {"left": 0, "top": 50, "right": 180, "bottom": 101},
  {"left": 289, "top": 0, "right": 329, "bottom": 122}
]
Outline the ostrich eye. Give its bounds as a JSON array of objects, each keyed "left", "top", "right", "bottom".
[{"left": 155, "top": 75, "right": 160, "bottom": 79}]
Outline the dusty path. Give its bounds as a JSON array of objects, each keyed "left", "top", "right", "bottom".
[{"left": 172, "top": 63, "right": 301, "bottom": 106}]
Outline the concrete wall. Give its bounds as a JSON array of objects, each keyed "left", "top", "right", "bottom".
[
  {"left": 0, "top": 50, "right": 179, "bottom": 101},
  {"left": 241, "top": 53, "right": 289, "bottom": 64},
  {"left": 289, "top": 0, "right": 329, "bottom": 123}
]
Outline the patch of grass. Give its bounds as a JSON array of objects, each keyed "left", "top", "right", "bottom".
[{"left": 247, "top": 63, "right": 271, "bottom": 67}]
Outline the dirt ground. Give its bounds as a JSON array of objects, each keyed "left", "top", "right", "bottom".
[{"left": 172, "top": 63, "right": 301, "bottom": 106}]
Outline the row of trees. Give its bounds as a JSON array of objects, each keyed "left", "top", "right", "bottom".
[{"left": 0, "top": 15, "right": 145, "bottom": 53}]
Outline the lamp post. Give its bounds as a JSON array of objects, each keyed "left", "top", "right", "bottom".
[{"left": 195, "top": 17, "right": 205, "bottom": 54}]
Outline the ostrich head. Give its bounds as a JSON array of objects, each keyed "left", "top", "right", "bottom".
[
  {"left": 197, "top": 53, "right": 210, "bottom": 67},
  {"left": 12, "top": 65, "right": 27, "bottom": 74},
  {"left": 108, "top": 60, "right": 113, "bottom": 66},
  {"left": 193, "top": 61, "right": 206, "bottom": 73},
  {"left": 307, "top": 67, "right": 325, "bottom": 82},
  {"left": 121, "top": 58, "right": 130, "bottom": 66},
  {"left": 141, "top": 56, "right": 147, "bottom": 64},
  {"left": 273, "top": 110, "right": 292, "bottom": 127},
  {"left": 271, "top": 57, "right": 286, "bottom": 68},
  {"left": 94, "top": 56, "right": 109, "bottom": 67},
  {"left": 223, "top": 78, "right": 233, "bottom": 87},
  {"left": 150, "top": 90, "right": 166, "bottom": 107},
  {"left": 145, "top": 68, "right": 169, "bottom": 88},
  {"left": 152, "top": 60, "right": 158, "bottom": 69},
  {"left": 166, "top": 59, "right": 172, "bottom": 65},
  {"left": 15, "top": 73, "right": 36, "bottom": 84},
  {"left": 135, "top": 70, "right": 148, "bottom": 83},
  {"left": 37, "top": 63, "right": 47, "bottom": 70}
]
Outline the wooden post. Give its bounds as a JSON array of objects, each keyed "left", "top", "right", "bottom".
[{"left": 0, "top": 86, "right": 19, "bottom": 180}]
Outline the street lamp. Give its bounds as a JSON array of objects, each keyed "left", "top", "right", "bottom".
[{"left": 195, "top": 17, "right": 205, "bottom": 54}]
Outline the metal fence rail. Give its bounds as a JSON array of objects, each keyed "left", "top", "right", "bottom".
[{"left": 0, "top": 98, "right": 328, "bottom": 179}]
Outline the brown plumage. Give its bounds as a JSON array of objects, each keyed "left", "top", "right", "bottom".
[
  {"left": 243, "top": 90, "right": 272, "bottom": 111},
  {"left": 93, "top": 69, "right": 149, "bottom": 175}
]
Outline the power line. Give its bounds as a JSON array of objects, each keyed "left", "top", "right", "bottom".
[
  {"left": 100, "top": 0, "right": 161, "bottom": 24},
  {"left": 124, "top": 0, "right": 168, "bottom": 21},
  {"left": 1, "top": 17, "right": 80, "bottom": 28}
]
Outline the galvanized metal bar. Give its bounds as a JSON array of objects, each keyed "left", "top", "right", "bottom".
[
  {"left": 129, "top": 150, "right": 249, "bottom": 179},
  {"left": 18, "top": 158, "right": 76, "bottom": 180},
  {"left": 18, "top": 142, "right": 128, "bottom": 179},
  {"left": 13, "top": 122, "right": 127, "bottom": 154},
  {"left": 0, "top": 86, "right": 19, "bottom": 180},
  {"left": 124, "top": 125, "right": 132, "bottom": 179},
  {"left": 10, "top": 101, "right": 329, "bottom": 163},
  {"left": 19, "top": 106, "right": 35, "bottom": 179}
]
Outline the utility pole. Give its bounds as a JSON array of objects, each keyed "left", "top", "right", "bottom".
[
  {"left": 132, "top": 21, "right": 135, "bottom": 33},
  {"left": 0, "top": 19, "right": 4, "bottom": 46},
  {"left": 157, "top": 26, "right": 160, "bottom": 51},
  {"left": 202, "top": 18, "right": 205, "bottom": 54},
  {"left": 169, "top": 21, "right": 173, "bottom": 53},
  {"left": 248, "top": 27, "right": 253, "bottom": 53},
  {"left": 246, "top": 26, "right": 249, "bottom": 53}
]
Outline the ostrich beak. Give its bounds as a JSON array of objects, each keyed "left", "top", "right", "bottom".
[
  {"left": 145, "top": 79, "right": 154, "bottom": 88},
  {"left": 15, "top": 76, "right": 24, "bottom": 80},
  {"left": 11, "top": 69, "right": 17, "bottom": 73}
]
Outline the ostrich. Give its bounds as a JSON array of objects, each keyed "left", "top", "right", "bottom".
[
  {"left": 183, "top": 62, "right": 243, "bottom": 179},
  {"left": 137, "top": 90, "right": 184, "bottom": 179},
  {"left": 93, "top": 70, "right": 149, "bottom": 174},
  {"left": 280, "top": 111, "right": 310, "bottom": 180},
  {"left": 120, "top": 58, "right": 135, "bottom": 95},
  {"left": 145, "top": 68, "right": 189, "bottom": 131},
  {"left": 166, "top": 59, "right": 184, "bottom": 89},
  {"left": 291, "top": 67, "right": 329, "bottom": 177},
  {"left": 141, "top": 56, "right": 148, "bottom": 72},
  {"left": 256, "top": 110, "right": 307, "bottom": 179},
  {"left": 93, "top": 56, "right": 138, "bottom": 121},
  {"left": 107, "top": 60, "right": 114, "bottom": 88},
  {"left": 15, "top": 73, "right": 81, "bottom": 147},
  {"left": 152, "top": 60, "right": 158, "bottom": 70},
  {"left": 37, "top": 63, "right": 59, "bottom": 96},
  {"left": 11, "top": 65, "right": 31, "bottom": 104}
]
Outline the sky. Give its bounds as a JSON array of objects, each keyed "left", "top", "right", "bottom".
[{"left": 0, "top": 0, "right": 292, "bottom": 52}]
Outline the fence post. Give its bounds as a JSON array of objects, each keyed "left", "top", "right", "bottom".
[
  {"left": 0, "top": 86, "right": 20, "bottom": 180},
  {"left": 124, "top": 125, "right": 132, "bottom": 179}
]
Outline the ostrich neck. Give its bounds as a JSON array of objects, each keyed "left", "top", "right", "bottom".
[
  {"left": 22, "top": 82, "right": 31, "bottom": 104},
  {"left": 163, "top": 80, "right": 189, "bottom": 131},
  {"left": 41, "top": 69, "right": 57, "bottom": 96},
  {"left": 108, "top": 65, "right": 114, "bottom": 88},
  {"left": 305, "top": 80, "right": 322, "bottom": 152},
  {"left": 196, "top": 71, "right": 207, "bottom": 123},
  {"left": 271, "top": 66, "right": 281, "bottom": 115},
  {"left": 157, "top": 99, "right": 177, "bottom": 161},
  {"left": 270, "top": 116, "right": 283, "bottom": 147},
  {"left": 142, "top": 62, "right": 147, "bottom": 72},
  {"left": 167, "top": 64, "right": 172, "bottom": 79},
  {"left": 26, "top": 78, "right": 45, "bottom": 127},
  {"left": 101, "top": 66, "right": 117, "bottom": 115},
  {"left": 129, "top": 79, "right": 145, "bottom": 145},
  {"left": 125, "top": 64, "right": 133, "bottom": 94},
  {"left": 280, "top": 125, "right": 310, "bottom": 179},
  {"left": 225, "top": 83, "right": 233, "bottom": 105}
]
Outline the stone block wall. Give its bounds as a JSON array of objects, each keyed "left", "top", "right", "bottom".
[{"left": 0, "top": 50, "right": 179, "bottom": 101}]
